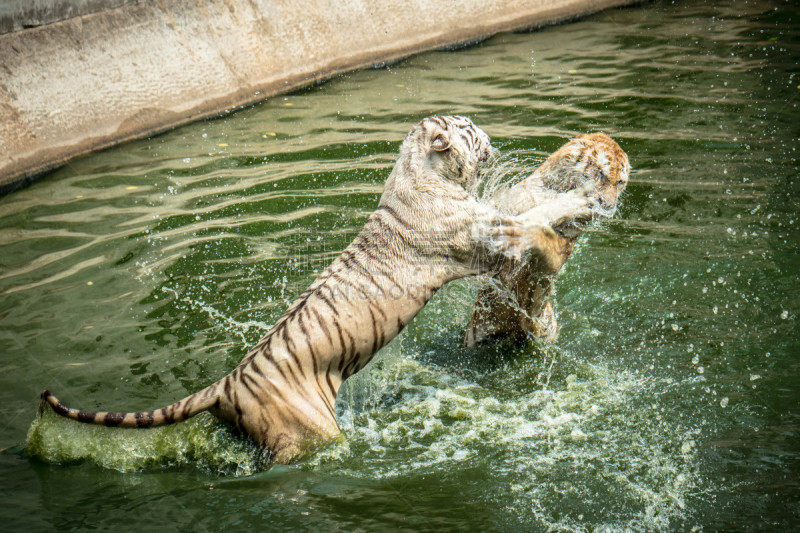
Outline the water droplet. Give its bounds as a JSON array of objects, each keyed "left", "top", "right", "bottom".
[
  {"left": 780, "top": 310, "right": 789, "bottom": 319},
  {"left": 720, "top": 397, "right": 729, "bottom": 408}
]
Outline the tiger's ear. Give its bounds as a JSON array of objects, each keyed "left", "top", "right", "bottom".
[{"left": 431, "top": 132, "right": 450, "bottom": 152}]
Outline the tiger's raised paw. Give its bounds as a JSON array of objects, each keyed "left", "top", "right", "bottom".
[
  {"left": 520, "top": 180, "right": 598, "bottom": 230},
  {"left": 479, "top": 215, "right": 559, "bottom": 261}
]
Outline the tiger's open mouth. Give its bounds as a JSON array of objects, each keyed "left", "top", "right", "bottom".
[{"left": 594, "top": 199, "right": 618, "bottom": 218}]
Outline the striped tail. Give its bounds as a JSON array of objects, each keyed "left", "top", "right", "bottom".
[{"left": 40, "top": 383, "right": 220, "bottom": 428}]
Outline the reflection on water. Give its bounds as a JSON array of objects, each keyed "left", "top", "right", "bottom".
[{"left": 1, "top": 0, "right": 798, "bottom": 530}]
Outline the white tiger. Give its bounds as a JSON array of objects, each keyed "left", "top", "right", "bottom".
[{"left": 42, "top": 116, "right": 596, "bottom": 463}]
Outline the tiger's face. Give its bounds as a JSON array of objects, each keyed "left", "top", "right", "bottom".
[
  {"left": 540, "top": 133, "right": 629, "bottom": 215},
  {"left": 407, "top": 115, "right": 493, "bottom": 189}
]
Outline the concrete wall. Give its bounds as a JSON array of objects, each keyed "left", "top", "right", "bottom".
[
  {"left": 0, "top": 0, "right": 639, "bottom": 191},
  {"left": 0, "top": 0, "right": 133, "bottom": 34}
]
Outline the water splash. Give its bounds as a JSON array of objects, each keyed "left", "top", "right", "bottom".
[
  {"left": 27, "top": 409, "right": 266, "bottom": 475},
  {"left": 470, "top": 150, "right": 534, "bottom": 204},
  {"left": 303, "top": 346, "right": 701, "bottom": 529}
]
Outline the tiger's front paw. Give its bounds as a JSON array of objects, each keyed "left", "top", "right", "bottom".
[
  {"left": 541, "top": 181, "right": 599, "bottom": 231},
  {"left": 480, "top": 216, "right": 556, "bottom": 261}
]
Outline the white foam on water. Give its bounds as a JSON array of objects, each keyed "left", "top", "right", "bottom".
[{"left": 310, "top": 346, "right": 702, "bottom": 531}]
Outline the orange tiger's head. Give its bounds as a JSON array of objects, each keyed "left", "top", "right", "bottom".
[{"left": 540, "top": 132, "right": 629, "bottom": 215}]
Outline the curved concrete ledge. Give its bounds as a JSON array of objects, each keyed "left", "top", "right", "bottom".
[{"left": 0, "top": 0, "right": 639, "bottom": 190}]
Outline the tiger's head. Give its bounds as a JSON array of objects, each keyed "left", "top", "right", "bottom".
[
  {"left": 540, "top": 132, "right": 629, "bottom": 215},
  {"left": 398, "top": 115, "right": 493, "bottom": 191}
]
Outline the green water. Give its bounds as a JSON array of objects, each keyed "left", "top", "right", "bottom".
[{"left": 2, "top": 0, "right": 798, "bottom": 530}]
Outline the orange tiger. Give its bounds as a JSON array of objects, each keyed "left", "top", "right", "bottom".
[{"left": 464, "top": 133, "right": 629, "bottom": 346}]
